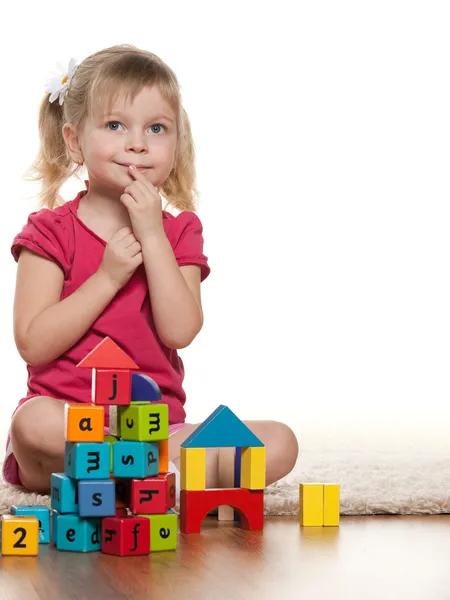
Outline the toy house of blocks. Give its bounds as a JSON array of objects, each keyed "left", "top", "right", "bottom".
[{"left": 179, "top": 405, "right": 266, "bottom": 533}]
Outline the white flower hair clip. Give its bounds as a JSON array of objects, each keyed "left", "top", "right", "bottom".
[{"left": 45, "top": 57, "right": 78, "bottom": 105}]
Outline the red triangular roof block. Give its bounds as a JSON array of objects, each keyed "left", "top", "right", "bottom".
[{"left": 76, "top": 337, "right": 139, "bottom": 369}]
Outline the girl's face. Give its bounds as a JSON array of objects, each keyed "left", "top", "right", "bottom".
[{"left": 80, "top": 85, "right": 178, "bottom": 192}]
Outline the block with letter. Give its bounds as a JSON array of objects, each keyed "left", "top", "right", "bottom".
[
  {"left": 112, "top": 440, "right": 159, "bottom": 479},
  {"left": 64, "top": 404, "right": 105, "bottom": 442},
  {"left": 92, "top": 368, "right": 132, "bottom": 406},
  {"left": 138, "top": 511, "right": 178, "bottom": 551},
  {"left": 54, "top": 514, "right": 101, "bottom": 552},
  {"left": 51, "top": 473, "right": 79, "bottom": 514},
  {"left": 1, "top": 515, "right": 39, "bottom": 556},
  {"left": 130, "top": 473, "right": 176, "bottom": 514},
  {"left": 120, "top": 403, "right": 169, "bottom": 442},
  {"left": 78, "top": 479, "right": 116, "bottom": 518},
  {"left": 65, "top": 442, "right": 110, "bottom": 480},
  {"left": 10, "top": 505, "right": 50, "bottom": 544},
  {"left": 102, "top": 516, "right": 150, "bottom": 556}
]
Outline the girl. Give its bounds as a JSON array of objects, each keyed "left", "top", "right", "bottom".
[{"left": 5, "top": 44, "right": 299, "bottom": 496}]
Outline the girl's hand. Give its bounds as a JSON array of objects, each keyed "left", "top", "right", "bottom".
[
  {"left": 120, "top": 165, "right": 165, "bottom": 243},
  {"left": 97, "top": 227, "right": 143, "bottom": 291}
]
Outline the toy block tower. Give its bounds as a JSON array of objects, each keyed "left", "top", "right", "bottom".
[
  {"left": 179, "top": 405, "right": 266, "bottom": 533},
  {"left": 299, "top": 483, "right": 340, "bottom": 527},
  {"left": 46, "top": 336, "right": 178, "bottom": 555}
]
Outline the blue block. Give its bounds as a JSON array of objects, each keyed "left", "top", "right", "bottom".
[
  {"left": 131, "top": 373, "right": 161, "bottom": 402},
  {"left": 55, "top": 514, "right": 101, "bottom": 552},
  {"left": 52, "top": 510, "right": 59, "bottom": 543},
  {"left": 11, "top": 505, "right": 50, "bottom": 544},
  {"left": 64, "top": 442, "right": 110, "bottom": 480},
  {"left": 51, "top": 473, "right": 79, "bottom": 514},
  {"left": 181, "top": 405, "right": 265, "bottom": 448},
  {"left": 113, "top": 441, "right": 159, "bottom": 479},
  {"left": 78, "top": 480, "right": 116, "bottom": 518},
  {"left": 234, "top": 448, "right": 242, "bottom": 523}
]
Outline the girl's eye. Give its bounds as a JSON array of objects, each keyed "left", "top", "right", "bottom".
[{"left": 106, "top": 121, "right": 167, "bottom": 133}]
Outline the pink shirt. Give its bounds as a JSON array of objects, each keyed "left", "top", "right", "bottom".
[{"left": 10, "top": 185, "right": 210, "bottom": 426}]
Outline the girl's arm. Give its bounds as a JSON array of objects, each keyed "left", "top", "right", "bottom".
[
  {"left": 14, "top": 249, "right": 120, "bottom": 366},
  {"left": 141, "top": 232, "right": 203, "bottom": 350}
]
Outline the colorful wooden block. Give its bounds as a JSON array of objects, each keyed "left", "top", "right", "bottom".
[
  {"left": 52, "top": 510, "right": 59, "bottom": 543},
  {"left": 180, "top": 405, "right": 264, "bottom": 448},
  {"left": 240, "top": 446, "right": 266, "bottom": 489},
  {"left": 76, "top": 336, "right": 139, "bottom": 369},
  {"left": 180, "top": 447, "right": 206, "bottom": 491},
  {"left": 299, "top": 483, "right": 324, "bottom": 526},
  {"left": 78, "top": 480, "right": 116, "bottom": 518},
  {"left": 10, "top": 505, "right": 50, "bottom": 544},
  {"left": 180, "top": 489, "right": 264, "bottom": 533},
  {"left": 92, "top": 369, "right": 131, "bottom": 406},
  {"left": 1, "top": 515, "right": 39, "bottom": 556},
  {"left": 51, "top": 473, "right": 79, "bottom": 514},
  {"left": 109, "top": 406, "right": 124, "bottom": 437},
  {"left": 120, "top": 403, "right": 169, "bottom": 442},
  {"left": 64, "top": 442, "right": 110, "bottom": 480},
  {"left": 104, "top": 435, "right": 118, "bottom": 472},
  {"left": 158, "top": 438, "right": 169, "bottom": 473},
  {"left": 131, "top": 373, "right": 161, "bottom": 401},
  {"left": 114, "top": 477, "right": 131, "bottom": 508},
  {"left": 55, "top": 515, "right": 101, "bottom": 552},
  {"left": 64, "top": 404, "right": 105, "bottom": 443},
  {"left": 129, "top": 473, "right": 176, "bottom": 514},
  {"left": 138, "top": 512, "right": 178, "bottom": 551},
  {"left": 102, "top": 516, "right": 150, "bottom": 556},
  {"left": 324, "top": 483, "right": 340, "bottom": 526},
  {"left": 112, "top": 440, "right": 159, "bottom": 479}
]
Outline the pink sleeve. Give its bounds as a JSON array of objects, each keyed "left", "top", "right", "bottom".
[
  {"left": 11, "top": 209, "right": 73, "bottom": 278},
  {"left": 169, "top": 211, "right": 211, "bottom": 282}
]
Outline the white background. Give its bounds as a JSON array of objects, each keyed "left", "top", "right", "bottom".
[{"left": 1, "top": 1, "right": 450, "bottom": 459}]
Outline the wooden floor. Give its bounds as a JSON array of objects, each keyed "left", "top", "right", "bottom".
[{"left": 1, "top": 515, "right": 450, "bottom": 599}]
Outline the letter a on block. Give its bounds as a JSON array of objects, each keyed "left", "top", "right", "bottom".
[{"left": 65, "top": 404, "right": 105, "bottom": 443}]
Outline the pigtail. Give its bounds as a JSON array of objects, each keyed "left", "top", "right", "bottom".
[{"left": 23, "top": 94, "right": 79, "bottom": 210}]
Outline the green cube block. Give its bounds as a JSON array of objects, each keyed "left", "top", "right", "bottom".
[
  {"left": 139, "top": 512, "right": 178, "bottom": 551},
  {"left": 120, "top": 403, "right": 169, "bottom": 442}
]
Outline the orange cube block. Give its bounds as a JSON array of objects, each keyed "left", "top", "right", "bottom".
[{"left": 64, "top": 404, "right": 105, "bottom": 443}]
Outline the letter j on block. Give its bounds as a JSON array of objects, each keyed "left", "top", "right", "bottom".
[{"left": 65, "top": 404, "right": 105, "bottom": 442}]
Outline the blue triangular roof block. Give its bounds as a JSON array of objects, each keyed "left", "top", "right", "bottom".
[{"left": 181, "top": 405, "right": 264, "bottom": 448}]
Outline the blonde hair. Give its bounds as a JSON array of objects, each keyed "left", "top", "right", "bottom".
[{"left": 24, "top": 44, "right": 199, "bottom": 212}]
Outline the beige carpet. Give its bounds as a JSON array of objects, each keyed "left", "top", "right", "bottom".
[{"left": 2, "top": 450, "right": 450, "bottom": 516}]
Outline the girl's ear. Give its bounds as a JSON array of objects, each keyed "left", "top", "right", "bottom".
[{"left": 62, "top": 122, "right": 84, "bottom": 164}]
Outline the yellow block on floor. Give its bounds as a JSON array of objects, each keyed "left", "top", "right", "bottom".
[
  {"left": 240, "top": 446, "right": 266, "bottom": 489},
  {"left": 324, "top": 483, "right": 340, "bottom": 526},
  {"left": 299, "top": 482, "right": 340, "bottom": 527},
  {"left": 180, "top": 447, "right": 206, "bottom": 490}
]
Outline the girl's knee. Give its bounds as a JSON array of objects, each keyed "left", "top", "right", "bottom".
[{"left": 10, "top": 396, "right": 66, "bottom": 454}]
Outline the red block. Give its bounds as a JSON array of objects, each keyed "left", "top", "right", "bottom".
[
  {"left": 92, "top": 369, "right": 131, "bottom": 406},
  {"left": 77, "top": 337, "right": 139, "bottom": 369},
  {"left": 180, "top": 488, "right": 264, "bottom": 533},
  {"left": 129, "top": 473, "right": 176, "bottom": 514},
  {"left": 102, "top": 516, "right": 150, "bottom": 556}
]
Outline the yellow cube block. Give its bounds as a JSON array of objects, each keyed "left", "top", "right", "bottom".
[
  {"left": 1, "top": 515, "right": 39, "bottom": 556},
  {"left": 64, "top": 403, "right": 105, "bottom": 442},
  {"left": 240, "top": 446, "right": 266, "bottom": 489},
  {"left": 299, "top": 483, "right": 323, "bottom": 526},
  {"left": 180, "top": 447, "right": 206, "bottom": 490},
  {"left": 324, "top": 483, "right": 340, "bottom": 526}
]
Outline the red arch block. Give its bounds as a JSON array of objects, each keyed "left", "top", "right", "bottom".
[{"left": 180, "top": 489, "right": 264, "bottom": 533}]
